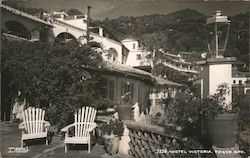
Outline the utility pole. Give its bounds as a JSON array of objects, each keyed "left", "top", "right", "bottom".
[
  {"left": 86, "top": 6, "right": 91, "bottom": 44},
  {"left": 249, "top": 10, "right": 250, "bottom": 74},
  {"left": 151, "top": 48, "right": 156, "bottom": 75}
]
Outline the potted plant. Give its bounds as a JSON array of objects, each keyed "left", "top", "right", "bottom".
[
  {"left": 201, "top": 83, "right": 239, "bottom": 148},
  {"left": 93, "top": 98, "right": 116, "bottom": 116},
  {"left": 100, "top": 119, "right": 124, "bottom": 156},
  {"left": 117, "top": 91, "right": 133, "bottom": 120}
]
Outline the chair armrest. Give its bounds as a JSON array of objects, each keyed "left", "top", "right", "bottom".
[
  {"left": 87, "top": 123, "right": 97, "bottom": 132},
  {"left": 44, "top": 121, "right": 50, "bottom": 127},
  {"left": 19, "top": 121, "right": 50, "bottom": 129},
  {"left": 18, "top": 123, "right": 25, "bottom": 129},
  {"left": 61, "top": 124, "right": 75, "bottom": 132}
]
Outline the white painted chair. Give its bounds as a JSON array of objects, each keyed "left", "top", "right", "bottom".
[
  {"left": 19, "top": 107, "right": 50, "bottom": 147},
  {"left": 61, "top": 106, "right": 97, "bottom": 153}
]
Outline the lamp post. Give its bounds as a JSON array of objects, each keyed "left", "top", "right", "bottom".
[
  {"left": 248, "top": 10, "right": 250, "bottom": 74},
  {"left": 205, "top": 11, "right": 230, "bottom": 58},
  {"left": 201, "top": 11, "right": 236, "bottom": 104}
]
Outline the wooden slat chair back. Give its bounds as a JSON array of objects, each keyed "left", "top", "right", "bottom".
[
  {"left": 61, "top": 106, "right": 97, "bottom": 153},
  {"left": 74, "top": 106, "right": 96, "bottom": 138},
  {"left": 22, "top": 107, "right": 45, "bottom": 134},
  {"left": 19, "top": 107, "right": 50, "bottom": 147}
]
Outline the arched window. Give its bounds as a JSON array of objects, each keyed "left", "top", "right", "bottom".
[
  {"left": 107, "top": 48, "right": 118, "bottom": 62},
  {"left": 55, "top": 32, "right": 76, "bottom": 43},
  {"left": 5, "top": 20, "right": 31, "bottom": 39}
]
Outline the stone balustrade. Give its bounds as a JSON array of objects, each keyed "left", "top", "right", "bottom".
[
  {"left": 97, "top": 117, "right": 204, "bottom": 158},
  {"left": 149, "top": 91, "right": 176, "bottom": 99},
  {"left": 124, "top": 121, "right": 189, "bottom": 158},
  {"left": 162, "top": 61, "right": 198, "bottom": 74}
]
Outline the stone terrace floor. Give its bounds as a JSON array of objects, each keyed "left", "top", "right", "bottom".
[{"left": 0, "top": 121, "right": 130, "bottom": 158}]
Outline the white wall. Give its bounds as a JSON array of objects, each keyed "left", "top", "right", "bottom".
[
  {"left": 91, "top": 33, "right": 123, "bottom": 63},
  {"left": 126, "top": 50, "right": 142, "bottom": 67},
  {"left": 209, "top": 64, "right": 232, "bottom": 104},
  {"left": 126, "top": 50, "right": 151, "bottom": 67},
  {"left": 62, "top": 19, "right": 87, "bottom": 31},
  {"left": 53, "top": 20, "right": 123, "bottom": 63},
  {"left": 53, "top": 21, "right": 85, "bottom": 39},
  {"left": 122, "top": 38, "right": 151, "bottom": 67},
  {"left": 122, "top": 39, "right": 139, "bottom": 51}
]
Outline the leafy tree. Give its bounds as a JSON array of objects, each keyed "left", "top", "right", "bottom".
[{"left": 1, "top": 39, "right": 105, "bottom": 129}]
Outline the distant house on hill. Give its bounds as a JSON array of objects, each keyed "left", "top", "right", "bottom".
[{"left": 121, "top": 36, "right": 152, "bottom": 72}]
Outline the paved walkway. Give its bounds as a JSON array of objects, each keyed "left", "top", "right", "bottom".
[{"left": 0, "top": 121, "right": 130, "bottom": 158}]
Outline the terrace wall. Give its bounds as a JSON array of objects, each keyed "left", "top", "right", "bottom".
[{"left": 125, "top": 121, "right": 202, "bottom": 158}]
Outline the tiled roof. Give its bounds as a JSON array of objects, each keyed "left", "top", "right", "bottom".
[
  {"left": 121, "top": 35, "right": 139, "bottom": 41},
  {"left": 121, "top": 35, "right": 146, "bottom": 45},
  {"left": 2, "top": 33, "right": 32, "bottom": 42},
  {"left": 104, "top": 61, "right": 182, "bottom": 86},
  {"left": 153, "top": 76, "right": 182, "bottom": 86},
  {"left": 104, "top": 61, "right": 152, "bottom": 80},
  {"left": 1, "top": 4, "right": 53, "bottom": 27}
]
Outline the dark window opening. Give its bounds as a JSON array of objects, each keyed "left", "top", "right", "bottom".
[
  {"left": 239, "top": 80, "right": 242, "bottom": 85},
  {"left": 5, "top": 20, "right": 31, "bottom": 39},
  {"left": 136, "top": 54, "right": 141, "bottom": 60}
]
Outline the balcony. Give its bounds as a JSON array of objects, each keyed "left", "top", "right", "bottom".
[
  {"left": 160, "top": 61, "right": 198, "bottom": 74},
  {"left": 139, "top": 60, "right": 152, "bottom": 66}
]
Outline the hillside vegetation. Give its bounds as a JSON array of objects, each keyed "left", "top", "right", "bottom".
[
  {"left": 3, "top": 1, "right": 249, "bottom": 63},
  {"left": 92, "top": 9, "right": 249, "bottom": 63}
]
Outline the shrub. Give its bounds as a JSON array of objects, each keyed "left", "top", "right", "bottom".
[
  {"left": 200, "top": 83, "right": 240, "bottom": 120},
  {"left": 100, "top": 119, "right": 124, "bottom": 137},
  {"left": 152, "top": 89, "right": 201, "bottom": 137},
  {"left": 236, "top": 93, "right": 250, "bottom": 131},
  {"left": 172, "top": 90, "right": 201, "bottom": 137}
]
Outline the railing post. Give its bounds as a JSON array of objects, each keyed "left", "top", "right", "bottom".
[
  {"left": 119, "top": 124, "right": 130, "bottom": 155},
  {"left": 149, "top": 93, "right": 156, "bottom": 115}
]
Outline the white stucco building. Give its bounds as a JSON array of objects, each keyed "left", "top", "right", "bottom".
[
  {"left": 48, "top": 11, "right": 124, "bottom": 64},
  {"left": 121, "top": 37, "right": 152, "bottom": 69},
  {"left": 200, "top": 56, "right": 249, "bottom": 105}
]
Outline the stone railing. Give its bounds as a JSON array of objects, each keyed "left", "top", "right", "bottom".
[
  {"left": 124, "top": 121, "right": 190, "bottom": 158},
  {"left": 139, "top": 60, "right": 152, "bottom": 66},
  {"left": 161, "top": 61, "right": 198, "bottom": 74},
  {"left": 96, "top": 117, "right": 204, "bottom": 157},
  {"left": 2, "top": 33, "right": 32, "bottom": 42}
]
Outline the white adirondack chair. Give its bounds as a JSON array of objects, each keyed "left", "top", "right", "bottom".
[
  {"left": 19, "top": 107, "right": 50, "bottom": 147},
  {"left": 61, "top": 106, "right": 97, "bottom": 153}
]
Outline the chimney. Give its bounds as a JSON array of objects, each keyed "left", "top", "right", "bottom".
[{"left": 99, "top": 26, "right": 103, "bottom": 36}]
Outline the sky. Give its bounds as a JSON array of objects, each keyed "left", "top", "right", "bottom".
[{"left": 19, "top": 0, "right": 250, "bottom": 20}]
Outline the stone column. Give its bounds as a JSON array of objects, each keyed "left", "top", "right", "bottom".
[
  {"left": 200, "top": 57, "right": 236, "bottom": 104},
  {"left": 118, "top": 124, "right": 130, "bottom": 155}
]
